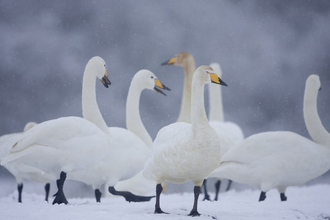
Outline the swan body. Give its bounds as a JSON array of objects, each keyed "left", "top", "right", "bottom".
[
  {"left": 69, "top": 69, "right": 170, "bottom": 202},
  {"left": 0, "top": 122, "right": 54, "bottom": 202},
  {"left": 204, "top": 63, "right": 244, "bottom": 200},
  {"left": 1, "top": 56, "right": 112, "bottom": 204},
  {"left": 68, "top": 127, "right": 150, "bottom": 189},
  {"left": 212, "top": 74, "right": 330, "bottom": 201},
  {"left": 110, "top": 69, "right": 170, "bottom": 196},
  {"left": 143, "top": 65, "right": 228, "bottom": 215}
]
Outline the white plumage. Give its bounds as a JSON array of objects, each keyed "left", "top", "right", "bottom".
[
  {"left": 109, "top": 69, "right": 170, "bottom": 197},
  {"left": 1, "top": 56, "right": 112, "bottom": 205},
  {"left": 0, "top": 122, "right": 54, "bottom": 202},
  {"left": 143, "top": 65, "right": 228, "bottom": 216},
  {"left": 212, "top": 74, "right": 330, "bottom": 201}
]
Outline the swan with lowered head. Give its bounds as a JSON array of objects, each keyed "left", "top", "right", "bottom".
[
  {"left": 68, "top": 69, "right": 170, "bottom": 202},
  {"left": 143, "top": 65, "right": 228, "bottom": 216},
  {"left": 0, "top": 122, "right": 54, "bottom": 203},
  {"left": 1, "top": 56, "right": 112, "bottom": 205},
  {"left": 204, "top": 63, "right": 244, "bottom": 201},
  {"left": 108, "top": 69, "right": 170, "bottom": 197},
  {"left": 211, "top": 74, "right": 330, "bottom": 202}
]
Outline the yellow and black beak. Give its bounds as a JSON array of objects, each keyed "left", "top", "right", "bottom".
[
  {"left": 154, "top": 79, "right": 171, "bottom": 96},
  {"left": 101, "top": 69, "right": 111, "bottom": 88},
  {"left": 161, "top": 56, "right": 177, "bottom": 65},
  {"left": 209, "top": 73, "right": 228, "bottom": 87}
]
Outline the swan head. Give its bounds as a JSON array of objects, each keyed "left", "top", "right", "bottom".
[
  {"left": 23, "top": 122, "right": 37, "bottom": 132},
  {"left": 194, "top": 65, "right": 228, "bottom": 86},
  {"left": 134, "top": 69, "right": 171, "bottom": 96},
  {"left": 306, "top": 74, "right": 321, "bottom": 92},
  {"left": 209, "top": 63, "right": 222, "bottom": 78},
  {"left": 87, "top": 56, "right": 111, "bottom": 88},
  {"left": 161, "top": 52, "right": 193, "bottom": 67}
]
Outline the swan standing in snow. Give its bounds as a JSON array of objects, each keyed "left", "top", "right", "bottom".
[
  {"left": 204, "top": 63, "right": 244, "bottom": 201},
  {"left": 0, "top": 122, "right": 54, "bottom": 203},
  {"left": 108, "top": 69, "right": 170, "bottom": 197},
  {"left": 1, "top": 56, "right": 112, "bottom": 205},
  {"left": 68, "top": 70, "right": 170, "bottom": 203},
  {"left": 212, "top": 74, "right": 330, "bottom": 202},
  {"left": 163, "top": 52, "right": 239, "bottom": 198},
  {"left": 143, "top": 65, "right": 228, "bottom": 216}
]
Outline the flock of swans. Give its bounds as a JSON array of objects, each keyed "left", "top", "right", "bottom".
[{"left": 0, "top": 52, "right": 329, "bottom": 216}]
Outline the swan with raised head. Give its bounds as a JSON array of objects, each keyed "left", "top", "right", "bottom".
[
  {"left": 69, "top": 70, "right": 169, "bottom": 203},
  {"left": 212, "top": 74, "right": 330, "bottom": 202},
  {"left": 0, "top": 122, "right": 53, "bottom": 203},
  {"left": 204, "top": 63, "right": 244, "bottom": 201},
  {"left": 143, "top": 65, "right": 228, "bottom": 216},
  {"left": 162, "top": 52, "right": 195, "bottom": 123},
  {"left": 108, "top": 69, "right": 170, "bottom": 197},
  {"left": 1, "top": 56, "right": 112, "bottom": 205},
  {"left": 163, "top": 53, "right": 241, "bottom": 198}
]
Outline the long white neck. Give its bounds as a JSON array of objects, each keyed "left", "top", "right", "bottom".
[
  {"left": 126, "top": 82, "right": 153, "bottom": 147},
  {"left": 208, "top": 64, "right": 224, "bottom": 122},
  {"left": 191, "top": 80, "right": 212, "bottom": 135},
  {"left": 177, "top": 59, "right": 196, "bottom": 123},
  {"left": 82, "top": 65, "right": 111, "bottom": 136},
  {"left": 303, "top": 77, "right": 330, "bottom": 146}
]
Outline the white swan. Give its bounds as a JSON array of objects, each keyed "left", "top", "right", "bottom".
[
  {"left": 163, "top": 53, "right": 242, "bottom": 199},
  {"left": 212, "top": 74, "right": 330, "bottom": 202},
  {"left": 0, "top": 122, "right": 54, "bottom": 202},
  {"left": 109, "top": 69, "right": 170, "bottom": 197},
  {"left": 204, "top": 63, "right": 244, "bottom": 201},
  {"left": 143, "top": 65, "right": 228, "bottom": 216},
  {"left": 162, "top": 52, "right": 195, "bottom": 123},
  {"left": 1, "top": 56, "right": 112, "bottom": 205},
  {"left": 68, "top": 70, "right": 170, "bottom": 202}
]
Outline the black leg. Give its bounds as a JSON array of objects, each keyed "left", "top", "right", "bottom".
[
  {"left": 188, "top": 186, "right": 201, "bottom": 216},
  {"left": 108, "top": 186, "right": 155, "bottom": 203},
  {"left": 202, "top": 179, "right": 210, "bottom": 201},
  {"left": 45, "top": 183, "right": 50, "bottom": 202},
  {"left": 214, "top": 180, "right": 221, "bottom": 201},
  {"left": 95, "top": 189, "right": 102, "bottom": 203},
  {"left": 280, "top": 193, "right": 287, "bottom": 201},
  {"left": 154, "top": 183, "right": 167, "bottom": 214},
  {"left": 259, "top": 191, "right": 266, "bottom": 202},
  {"left": 225, "top": 179, "right": 232, "bottom": 191},
  {"left": 17, "top": 183, "right": 23, "bottom": 203},
  {"left": 52, "top": 172, "right": 68, "bottom": 205}
]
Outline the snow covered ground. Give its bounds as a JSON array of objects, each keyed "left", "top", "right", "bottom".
[{"left": 0, "top": 179, "right": 329, "bottom": 220}]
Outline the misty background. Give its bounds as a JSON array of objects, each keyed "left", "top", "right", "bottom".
[{"left": 0, "top": 0, "right": 330, "bottom": 197}]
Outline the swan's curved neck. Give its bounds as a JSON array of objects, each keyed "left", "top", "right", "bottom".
[
  {"left": 177, "top": 59, "right": 196, "bottom": 123},
  {"left": 191, "top": 81, "right": 211, "bottom": 134},
  {"left": 126, "top": 82, "right": 153, "bottom": 147},
  {"left": 82, "top": 65, "right": 111, "bottom": 136},
  {"left": 208, "top": 81, "right": 224, "bottom": 122},
  {"left": 304, "top": 82, "right": 330, "bottom": 146}
]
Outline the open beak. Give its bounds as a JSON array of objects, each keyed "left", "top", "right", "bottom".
[
  {"left": 101, "top": 69, "right": 111, "bottom": 88},
  {"left": 209, "top": 73, "right": 228, "bottom": 86},
  {"left": 161, "top": 56, "right": 177, "bottom": 65},
  {"left": 154, "top": 79, "right": 171, "bottom": 96}
]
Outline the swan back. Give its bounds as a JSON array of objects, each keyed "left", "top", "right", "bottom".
[
  {"left": 304, "top": 74, "right": 330, "bottom": 146},
  {"left": 23, "top": 122, "right": 37, "bottom": 132}
]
